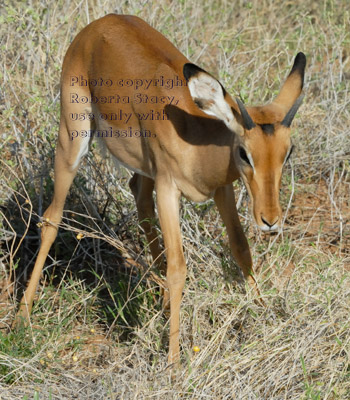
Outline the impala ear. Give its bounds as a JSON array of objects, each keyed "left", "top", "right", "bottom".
[
  {"left": 274, "top": 52, "right": 306, "bottom": 112},
  {"left": 183, "top": 63, "right": 242, "bottom": 133},
  {"left": 281, "top": 93, "right": 305, "bottom": 127}
]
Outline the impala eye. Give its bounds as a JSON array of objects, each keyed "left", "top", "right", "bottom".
[
  {"left": 285, "top": 145, "right": 295, "bottom": 163},
  {"left": 239, "top": 146, "right": 252, "bottom": 167}
]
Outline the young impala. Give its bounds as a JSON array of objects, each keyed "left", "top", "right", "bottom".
[{"left": 15, "top": 14, "right": 306, "bottom": 365}]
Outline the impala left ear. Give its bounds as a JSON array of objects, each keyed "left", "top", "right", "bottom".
[
  {"left": 281, "top": 93, "right": 305, "bottom": 127},
  {"left": 183, "top": 63, "right": 242, "bottom": 133},
  {"left": 274, "top": 52, "right": 306, "bottom": 112}
]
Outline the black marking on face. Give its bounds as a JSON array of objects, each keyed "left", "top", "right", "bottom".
[{"left": 259, "top": 123, "right": 275, "bottom": 135}]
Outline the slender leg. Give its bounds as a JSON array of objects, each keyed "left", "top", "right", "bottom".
[
  {"left": 129, "top": 173, "right": 165, "bottom": 272},
  {"left": 129, "top": 173, "right": 170, "bottom": 311},
  {"left": 155, "top": 178, "right": 186, "bottom": 365},
  {"left": 214, "top": 184, "right": 261, "bottom": 295},
  {"left": 14, "top": 118, "right": 89, "bottom": 326}
]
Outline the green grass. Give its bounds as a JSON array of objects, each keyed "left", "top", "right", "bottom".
[{"left": 1, "top": 0, "right": 350, "bottom": 398}]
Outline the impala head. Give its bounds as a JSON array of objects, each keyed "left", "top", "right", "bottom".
[{"left": 184, "top": 53, "right": 306, "bottom": 232}]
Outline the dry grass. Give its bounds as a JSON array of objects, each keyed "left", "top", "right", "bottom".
[{"left": 1, "top": 0, "right": 350, "bottom": 399}]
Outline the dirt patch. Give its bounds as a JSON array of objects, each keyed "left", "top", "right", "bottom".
[{"left": 286, "top": 177, "right": 350, "bottom": 255}]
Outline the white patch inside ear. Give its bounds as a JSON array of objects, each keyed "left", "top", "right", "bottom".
[{"left": 188, "top": 72, "right": 242, "bottom": 134}]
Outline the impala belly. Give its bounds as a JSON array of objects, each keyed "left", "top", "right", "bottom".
[{"left": 95, "top": 117, "right": 155, "bottom": 178}]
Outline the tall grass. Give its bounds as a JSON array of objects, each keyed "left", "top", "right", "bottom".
[{"left": 0, "top": 0, "right": 349, "bottom": 398}]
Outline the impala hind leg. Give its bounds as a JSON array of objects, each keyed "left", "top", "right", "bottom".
[
  {"left": 14, "top": 120, "right": 89, "bottom": 327},
  {"left": 129, "top": 174, "right": 165, "bottom": 272},
  {"left": 214, "top": 184, "right": 262, "bottom": 298},
  {"left": 129, "top": 174, "right": 169, "bottom": 309},
  {"left": 155, "top": 179, "right": 186, "bottom": 365}
]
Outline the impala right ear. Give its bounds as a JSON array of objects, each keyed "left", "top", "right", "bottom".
[{"left": 183, "top": 63, "right": 243, "bottom": 134}]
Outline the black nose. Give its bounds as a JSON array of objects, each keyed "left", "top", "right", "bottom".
[{"left": 261, "top": 216, "right": 278, "bottom": 228}]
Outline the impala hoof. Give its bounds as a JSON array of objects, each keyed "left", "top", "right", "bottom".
[
  {"left": 12, "top": 314, "right": 29, "bottom": 330},
  {"left": 247, "top": 275, "right": 266, "bottom": 307},
  {"left": 12, "top": 305, "right": 31, "bottom": 329}
]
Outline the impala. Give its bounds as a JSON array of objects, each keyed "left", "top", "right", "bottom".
[{"left": 15, "top": 14, "right": 306, "bottom": 365}]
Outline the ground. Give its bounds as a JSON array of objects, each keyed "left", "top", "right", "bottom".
[{"left": 0, "top": 0, "right": 349, "bottom": 399}]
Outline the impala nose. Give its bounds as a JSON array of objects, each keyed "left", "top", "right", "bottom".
[{"left": 260, "top": 216, "right": 279, "bottom": 232}]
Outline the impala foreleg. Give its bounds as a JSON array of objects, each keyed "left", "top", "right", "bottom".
[
  {"left": 214, "top": 184, "right": 261, "bottom": 296},
  {"left": 156, "top": 179, "right": 186, "bottom": 365}
]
